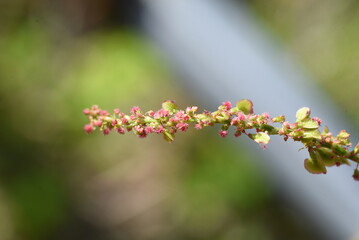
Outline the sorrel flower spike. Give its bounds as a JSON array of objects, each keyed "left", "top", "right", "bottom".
[{"left": 83, "top": 100, "right": 359, "bottom": 180}]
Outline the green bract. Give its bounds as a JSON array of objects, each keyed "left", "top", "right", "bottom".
[
  {"left": 236, "top": 99, "right": 253, "bottom": 114},
  {"left": 302, "top": 129, "right": 321, "bottom": 139},
  {"left": 304, "top": 158, "right": 327, "bottom": 174},
  {"left": 296, "top": 107, "right": 311, "bottom": 122},
  {"left": 301, "top": 119, "right": 319, "bottom": 129},
  {"left": 354, "top": 143, "right": 359, "bottom": 155},
  {"left": 272, "top": 115, "right": 285, "bottom": 123},
  {"left": 248, "top": 132, "right": 270, "bottom": 145},
  {"left": 163, "top": 131, "right": 175, "bottom": 143},
  {"left": 162, "top": 100, "right": 178, "bottom": 114},
  {"left": 316, "top": 148, "right": 336, "bottom": 167}
]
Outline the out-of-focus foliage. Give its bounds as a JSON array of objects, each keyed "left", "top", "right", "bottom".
[
  {"left": 247, "top": 0, "right": 359, "bottom": 125},
  {"left": 0, "top": 1, "right": 321, "bottom": 239}
]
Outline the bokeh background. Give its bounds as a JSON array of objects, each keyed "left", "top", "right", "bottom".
[{"left": 0, "top": 0, "right": 358, "bottom": 239}]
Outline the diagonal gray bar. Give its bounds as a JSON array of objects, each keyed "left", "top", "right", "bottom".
[{"left": 142, "top": 0, "right": 359, "bottom": 239}]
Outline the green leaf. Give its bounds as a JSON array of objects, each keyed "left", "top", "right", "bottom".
[
  {"left": 271, "top": 115, "right": 285, "bottom": 123},
  {"left": 162, "top": 100, "right": 178, "bottom": 114},
  {"left": 332, "top": 144, "right": 347, "bottom": 156},
  {"left": 163, "top": 131, "right": 175, "bottom": 143},
  {"left": 354, "top": 143, "right": 359, "bottom": 155},
  {"left": 301, "top": 119, "right": 319, "bottom": 129},
  {"left": 322, "top": 126, "right": 329, "bottom": 134},
  {"left": 336, "top": 157, "right": 351, "bottom": 166},
  {"left": 316, "top": 148, "right": 336, "bottom": 166},
  {"left": 296, "top": 107, "right": 311, "bottom": 122},
  {"left": 306, "top": 148, "right": 327, "bottom": 174},
  {"left": 302, "top": 129, "right": 321, "bottom": 139},
  {"left": 260, "top": 124, "right": 278, "bottom": 134},
  {"left": 236, "top": 99, "right": 253, "bottom": 114},
  {"left": 248, "top": 132, "right": 270, "bottom": 145},
  {"left": 304, "top": 158, "right": 327, "bottom": 174},
  {"left": 196, "top": 114, "right": 212, "bottom": 122},
  {"left": 337, "top": 130, "right": 350, "bottom": 138}
]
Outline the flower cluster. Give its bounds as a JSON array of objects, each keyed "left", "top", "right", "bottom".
[{"left": 83, "top": 100, "right": 359, "bottom": 180}]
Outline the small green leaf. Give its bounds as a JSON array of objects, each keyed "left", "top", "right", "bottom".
[
  {"left": 236, "top": 99, "right": 253, "bottom": 114},
  {"left": 322, "top": 126, "right": 329, "bottom": 134},
  {"left": 302, "top": 129, "right": 321, "bottom": 139},
  {"left": 248, "top": 132, "right": 270, "bottom": 145},
  {"left": 304, "top": 157, "right": 327, "bottom": 174},
  {"left": 337, "top": 130, "right": 350, "bottom": 139},
  {"left": 316, "top": 148, "right": 336, "bottom": 167},
  {"left": 354, "top": 143, "right": 359, "bottom": 155},
  {"left": 162, "top": 100, "right": 178, "bottom": 114},
  {"left": 163, "top": 131, "right": 175, "bottom": 143},
  {"left": 296, "top": 107, "right": 311, "bottom": 122},
  {"left": 197, "top": 114, "right": 212, "bottom": 122},
  {"left": 332, "top": 144, "right": 347, "bottom": 156},
  {"left": 336, "top": 157, "right": 351, "bottom": 166},
  {"left": 261, "top": 124, "right": 278, "bottom": 134},
  {"left": 271, "top": 115, "right": 285, "bottom": 123},
  {"left": 301, "top": 119, "right": 319, "bottom": 129},
  {"left": 229, "top": 107, "right": 238, "bottom": 114}
]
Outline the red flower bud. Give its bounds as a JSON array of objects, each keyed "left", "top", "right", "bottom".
[{"left": 84, "top": 124, "right": 94, "bottom": 133}]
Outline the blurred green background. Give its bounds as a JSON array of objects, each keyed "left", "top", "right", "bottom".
[{"left": 0, "top": 1, "right": 358, "bottom": 240}]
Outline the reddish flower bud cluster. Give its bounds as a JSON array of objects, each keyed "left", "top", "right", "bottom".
[{"left": 83, "top": 100, "right": 359, "bottom": 180}]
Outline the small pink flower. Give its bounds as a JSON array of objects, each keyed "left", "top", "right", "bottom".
[
  {"left": 138, "top": 133, "right": 147, "bottom": 138},
  {"left": 145, "top": 126, "right": 154, "bottom": 134},
  {"left": 237, "top": 113, "right": 246, "bottom": 121},
  {"left": 222, "top": 101, "right": 232, "bottom": 110},
  {"left": 169, "top": 118, "right": 176, "bottom": 123},
  {"left": 134, "top": 126, "right": 147, "bottom": 138},
  {"left": 111, "top": 119, "right": 118, "bottom": 126},
  {"left": 176, "top": 123, "right": 189, "bottom": 132},
  {"left": 195, "top": 123, "right": 202, "bottom": 129},
  {"left": 100, "top": 110, "right": 109, "bottom": 116},
  {"left": 121, "top": 118, "right": 128, "bottom": 124},
  {"left": 130, "top": 106, "right": 141, "bottom": 114},
  {"left": 234, "top": 131, "right": 241, "bottom": 137},
  {"left": 146, "top": 110, "right": 155, "bottom": 117},
  {"left": 91, "top": 105, "right": 99, "bottom": 110},
  {"left": 219, "top": 130, "right": 228, "bottom": 138},
  {"left": 260, "top": 144, "right": 268, "bottom": 150},
  {"left": 262, "top": 112, "right": 270, "bottom": 118},
  {"left": 84, "top": 124, "right": 94, "bottom": 133},
  {"left": 95, "top": 120, "right": 103, "bottom": 127},
  {"left": 117, "top": 127, "right": 125, "bottom": 134},
  {"left": 231, "top": 117, "right": 238, "bottom": 126},
  {"left": 134, "top": 125, "right": 145, "bottom": 134},
  {"left": 283, "top": 121, "right": 291, "bottom": 128},
  {"left": 313, "top": 117, "right": 322, "bottom": 125},
  {"left": 83, "top": 109, "right": 90, "bottom": 115},
  {"left": 155, "top": 125, "right": 165, "bottom": 133},
  {"left": 114, "top": 108, "right": 120, "bottom": 114},
  {"left": 154, "top": 109, "right": 169, "bottom": 118},
  {"left": 175, "top": 111, "right": 189, "bottom": 121},
  {"left": 103, "top": 127, "right": 111, "bottom": 135}
]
